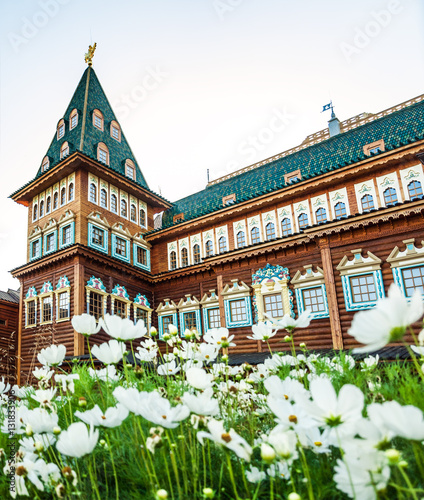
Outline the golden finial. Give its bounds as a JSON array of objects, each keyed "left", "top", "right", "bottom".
[{"left": 84, "top": 43, "right": 97, "bottom": 67}]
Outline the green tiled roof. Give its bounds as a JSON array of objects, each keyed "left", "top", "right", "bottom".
[
  {"left": 161, "top": 99, "right": 424, "bottom": 228},
  {"left": 37, "top": 67, "right": 149, "bottom": 189}
]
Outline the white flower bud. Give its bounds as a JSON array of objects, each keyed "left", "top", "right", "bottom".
[
  {"left": 34, "top": 441, "right": 44, "bottom": 452},
  {"left": 156, "top": 489, "right": 168, "bottom": 500},
  {"left": 288, "top": 493, "right": 301, "bottom": 500},
  {"left": 385, "top": 449, "right": 400, "bottom": 464},
  {"left": 261, "top": 443, "right": 276, "bottom": 464}
]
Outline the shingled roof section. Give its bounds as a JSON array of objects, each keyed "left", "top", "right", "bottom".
[
  {"left": 0, "top": 289, "right": 19, "bottom": 303},
  {"left": 36, "top": 67, "right": 149, "bottom": 189},
  {"left": 161, "top": 98, "right": 424, "bottom": 228}
]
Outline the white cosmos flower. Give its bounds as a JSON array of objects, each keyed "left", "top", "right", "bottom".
[
  {"left": 271, "top": 310, "right": 311, "bottom": 333},
  {"left": 182, "top": 388, "right": 219, "bottom": 416},
  {"left": 21, "top": 408, "right": 59, "bottom": 434},
  {"left": 185, "top": 367, "right": 214, "bottom": 390},
  {"left": 20, "top": 434, "right": 56, "bottom": 454},
  {"left": 56, "top": 422, "right": 99, "bottom": 457},
  {"left": 157, "top": 360, "right": 180, "bottom": 376},
  {"left": 32, "top": 367, "right": 54, "bottom": 381},
  {"left": 203, "top": 328, "right": 235, "bottom": 348},
  {"left": 54, "top": 374, "right": 79, "bottom": 393},
  {"left": 267, "top": 460, "right": 291, "bottom": 480},
  {"left": 267, "top": 396, "right": 316, "bottom": 432},
  {"left": 266, "top": 428, "right": 298, "bottom": 463},
  {"left": 113, "top": 386, "right": 149, "bottom": 415},
  {"left": 350, "top": 284, "right": 424, "bottom": 353},
  {"left": 135, "top": 347, "right": 158, "bottom": 362},
  {"left": 7, "top": 458, "right": 60, "bottom": 498},
  {"left": 71, "top": 313, "right": 102, "bottom": 337},
  {"left": 91, "top": 339, "right": 126, "bottom": 365},
  {"left": 361, "top": 354, "right": 380, "bottom": 371},
  {"left": 195, "top": 343, "right": 219, "bottom": 363},
  {"left": 247, "top": 322, "right": 277, "bottom": 341},
  {"left": 88, "top": 365, "right": 121, "bottom": 382},
  {"left": 264, "top": 375, "right": 308, "bottom": 403},
  {"left": 75, "top": 403, "right": 129, "bottom": 428},
  {"left": 11, "top": 384, "right": 34, "bottom": 399},
  {"left": 37, "top": 344, "right": 66, "bottom": 367},
  {"left": 100, "top": 313, "right": 147, "bottom": 341},
  {"left": 0, "top": 377, "right": 10, "bottom": 395},
  {"left": 197, "top": 418, "right": 252, "bottom": 461},
  {"left": 245, "top": 466, "right": 266, "bottom": 483},
  {"left": 31, "top": 388, "right": 57, "bottom": 407}
]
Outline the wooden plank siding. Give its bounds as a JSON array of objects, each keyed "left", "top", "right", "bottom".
[{"left": 0, "top": 299, "right": 19, "bottom": 382}]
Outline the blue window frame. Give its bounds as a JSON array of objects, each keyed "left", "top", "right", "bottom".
[
  {"left": 111, "top": 234, "right": 130, "bottom": 263},
  {"left": 224, "top": 296, "right": 252, "bottom": 328},
  {"left": 133, "top": 244, "right": 151, "bottom": 271},
  {"left": 202, "top": 307, "right": 221, "bottom": 332},
  {"left": 159, "top": 313, "right": 178, "bottom": 339},
  {"left": 30, "top": 238, "right": 42, "bottom": 260},
  {"left": 392, "top": 264, "right": 424, "bottom": 298},
  {"left": 295, "top": 285, "right": 329, "bottom": 319},
  {"left": 341, "top": 270, "right": 385, "bottom": 311},
  {"left": 179, "top": 310, "right": 202, "bottom": 336},
  {"left": 59, "top": 222, "right": 75, "bottom": 249},
  {"left": 43, "top": 230, "right": 57, "bottom": 255},
  {"left": 88, "top": 223, "right": 108, "bottom": 254},
  {"left": 298, "top": 213, "right": 308, "bottom": 230}
]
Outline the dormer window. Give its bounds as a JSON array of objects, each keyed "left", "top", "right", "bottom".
[
  {"left": 93, "top": 110, "right": 104, "bottom": 131},
  {"left": 173, "top": 213, "right": 184, "bottom": 223},
  {"left": 223, "top": 194, "right": 236, "bottom": 206},
  {"left": 97, "top": 143, "right": 109, "bottom": 165},
  {"left": 363, "top": 139, "right": 385, "bottom": 156},
  {"left": 57, "top": 119, "right": 65, "bottom": 140},
  {"left": 60, "top": 142, "right": 69, "bottom": 159},
  {"left": 285, "top": 169, "right": 301, "bottom": 184},
  {"left": 41, "top": 157, "right": 49, "bottom": 172},
  {"left": 111, "top": 121, "right": 121, "bottom": 141},
  {"left": 69, "top": 109, "right": 78, "bottom": 130},
  {"left": 125, "top": 160, "right": 135, "bottom": 180}
]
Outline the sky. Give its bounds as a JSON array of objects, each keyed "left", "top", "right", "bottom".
[{"left": 0, "top": 0, "right": 423, "bottom": 291}]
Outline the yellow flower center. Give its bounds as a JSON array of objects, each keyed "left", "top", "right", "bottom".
[{"left": 221, "top": 433, "right": 232, "bottom": 443}]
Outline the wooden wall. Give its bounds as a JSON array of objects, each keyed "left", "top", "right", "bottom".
[{"left": 0, "top": 299, "right": 19, "bottom": 382}]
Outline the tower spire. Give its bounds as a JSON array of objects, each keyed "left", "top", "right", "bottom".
[{"left": 84, "top": 43, "right": 97, "bottom": 67}]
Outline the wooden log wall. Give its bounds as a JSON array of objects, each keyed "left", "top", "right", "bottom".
[{"left": 0, "top": 300, "right": 19, "bottom": 382}]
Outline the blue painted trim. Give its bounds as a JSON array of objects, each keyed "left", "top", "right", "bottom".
[
  {"left": 59, "top": 221, "right": 75, "bottom": 249},
  {"left": 295, "top": 285, "right": 329, "bottom": 319},
  {"left": 111, "top": 234, "right": 130, "bottom": 263},
  {"left": 202, "top": 306, "right": 221, "bottom": 332},
  {"left": 224, "top": 296, "right": 252, "bottom": 328},
  {"left": 392, "top": 264, "right": 424, "bottom": 299},
  {"left": 158, "top": 312, "right": 178, "bottom": 339},
  {"left": 179, "top": 309, "right": 202, "bottom": 336},
  {"left": 341, "top": 270, "right": 385, "bottom": 311},
  {"left": 133, "top": 243, "right": 151, "bottom": 271},
  {"left": 88, "top": 223, "right": 108, "bottom": 254},
  {"left": 43, "top": 229, "right": 58, "bottom": 256},
  {"left": 30, "top": 237, "right": 42, "bottom": 260}
]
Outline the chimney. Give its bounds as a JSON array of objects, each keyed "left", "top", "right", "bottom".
[{"left": 328, "top": 110, "right": 341, "bottom": 137}]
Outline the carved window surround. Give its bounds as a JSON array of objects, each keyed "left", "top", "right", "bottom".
[
  {"left": 133, "top": 294, "right": 153, "bottom": 330},
  {"left": 156, "top": 299, "right": 178, "bottom": 339},
  {"left": 388, "top": 239, "right": 424, "bottom": 298},
  {"left": 200, "top": 289, "right": 221, "bottom": 332},
  {"left": 292, "top": 265, "right": 329, "bottom": 319},
  {"left": 222, "top": 279, "right": 252, "bottom": 328},
  {"left": 178, "top": 294, "right": 202, "bottom": 336}
]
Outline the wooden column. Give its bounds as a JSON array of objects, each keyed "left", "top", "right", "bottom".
[
  {"left": 318, "top": 238, "right": 343, "bottom": 350},
  {"left": 16, "top": 281, "right": 24, "bottom": 385},
  {"left": 73, "top": 259, "right": 85, "bottom": 356},
  {"left": 216, "top": 274, "right": 226, "bottom": 328}
]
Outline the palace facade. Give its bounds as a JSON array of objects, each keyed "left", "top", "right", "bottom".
[{"left": 9, "top": 61, "right": 424, "bottom": 382}]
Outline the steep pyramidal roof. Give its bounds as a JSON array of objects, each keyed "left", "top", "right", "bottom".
[{"left": 37, "top": 67, "right": 149, "bottom": 189}]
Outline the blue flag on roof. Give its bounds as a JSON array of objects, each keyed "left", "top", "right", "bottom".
[{"left": 322, "top": 102, "right": 332, "bottom": 112}]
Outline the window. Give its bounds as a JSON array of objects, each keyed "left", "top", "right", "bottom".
[
  {"left": 121, "top": 199, "right": 127, "bottom": 218},
  {"left": 60, "top": 142, "right": 69, "bottom": 159},
  {"left": 26, "top": 300, "right": 36, "bottom": 326},
  {"left": 33, "top": 204, "right": 38, "bottom": 221},
  {"left": 140, "top": 209, "right": 146, "bottom": 228},
  {"left": 40, "top": 200, "right": 44, "bottom": 218},
  {"left": 223, "top": 194, "right": 236, "bottom": 206},
  {"left": 315, "top": 208, "right": 327, "bottom": 224},
  {"left": 46, "top": 233, "right": 55, "bottom": 253},
  {"left": 98, "top": 145, "right": 109, "bottom": 165},
  {"left": 41, "top": 157, "right": 49, "bottom": 172},
  {"left": 401, "top": 266, "right": 424, "bottom": 297},
  {"left": 68, "top": 183, "right": 74, "bottom": 201},
  {"left": 62, "top": 225, "right": 72, "bottom": 246},
  {"left": 130, "top": 204, "right": 136, "bottom": 222},
  {"left": 137, "top": 247, "right": 147, "bottom": 266},
  {"left": 58, "top": 291, "right": 70, "bottom": 320},
  {"left": 100, "top": 189, "right": 107, "bottom": 208},
  {"left": 334, "top": 202, "right": 347, "bottom": 219},
  {"left": 218, "top": 236, "right": 227, "bottom": 253},
  {"left": 281, "top": 218, "right": 292, "bottom": 236},
  {"left": 53, "top": 192, "right": 58, "bottom": 210},
  {"left": 265, "top": 222, "right": 276, "bottom": 240},
  {"left": 70, "top": 109, "right": 78, "bottom": 130},
  {"left": 46, "top": 196, "right": 51, "bottom": 214},
  {"left": 92, "top": 227, "right": 104, "bottom": 246},
  {"left": 181, "top": 248, "right": 189, "bottom": 267},
  {"left": 237, "top": 231, "right": 246, "bottom": 248},
  {"left": 284, "top": 169, "right": 301, "bottom": 184},
  {"left": 89, "top": 291, "right": 103, "bottom": 320},
  {"left": 61, "top": 187, "right": 66, "bottom": 206},
  {"left": 126, "top": 160, "right": 135, "bottom": 179},
  {"left": 193, "top": 244, "right": 201, "bottom": 264},
  {"left": 349, "top": 274, "right": 377, "bottom": 303},
  {"left": 173, "top": 213, "right": 184, "bottom": 223},
  {"left": 408, "top": 180, "right": 423, "bottom": 200},
  {"left": 229, "top": 299, "right": 247, "bottom": 323},
  {"left": 89, "top": 184, "right": 97, "bottom": 203},
  {"left": 170, "top": 251, "right": 177, "bottom": 270},
  {"left": 361, "top": 194, "right": 375, "bottom": 212},
  {"left": 31, "top": 240, "right": 41, "bottom": 259},
  {"left": 302, "top": 287, "right": 326, "bottom": 313},
  {"left": 251, "top": 227, "right": 260, "bottom": 244},
  {"left": 383, "top": 187, "right": 398, "bottom": 206},
  {"left": 57, "top": 120, "right": 65, "bottom": 139},
  {"left": 264, "top": 293, "right": 284, "bottom": 318},
  {"left": 114, "top": 299, "right": 127, "bottom": 319},
  {"left": 42, "top": 296, "right": 52, "bottom": 323},
  {"left": 111, "top": 121, "right": 121, "bottom": 141},
  {"left": 207, "top": 308, "right": 221, "bottom": 329},
  {"left": 162, "top": 315, "right": 173, "bottom": 335},
  {"left": 93, "top": 110, "right": 103, "bottom": 130},
  {"left": 298, "top": 213, "right": 308, "bottom": 229},
  {"left": 111, "top": 194, "right": 117, "bottom": 213},
  {"left": 363, "top": 139, "right": 385, "bottom": 156},
  {"left": 135, "top": 308, "right": 148, "bottom": 326},
  {"left": 115, "top": 236, "right": 127, "bottom": 257},
  {"left": 205, "top": 240, "right": 214, "bottom": 257},
  {"left": 183, "top": 312, "right": 197, "bottom": 330}
]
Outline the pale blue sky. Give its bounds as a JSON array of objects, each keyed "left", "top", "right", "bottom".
[{"left": 1, "top": 0, "right": 423, "bottom": 289}]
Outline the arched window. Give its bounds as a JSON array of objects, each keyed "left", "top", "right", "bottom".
[
  {"left": 130, "top": 204, "right": 136, "bottom": 222},
  {"left": 408, "top": 180, "right": 423, "bottom": 200},
  {"left": 53, "top": 192, "right": 58, "bottom": 210},
  {"left": 97, "top": 143, "right": 109, "bottom": 165},
  {"left": 93, "top": 109, "right": 104, "bottom": 130},
  {"left": 237, "top": 231, "right": 246, "bottom": 248},
  {"left": 68, "top": 183, "right": 74, "bottom": 201},
  {"left": 60, "top": 142, "right": 69, "bottom": 159},
  {"left": 89, "top": 184, "right": 97, "bottom": 203},
  {"left": 41, "top": 156, "right": 49, "bottom": 172},
  {"left": 334, "top": 202, "right": 347, "bottom": 219},
  {"left": 57, "top": 119, "right": 65, "bottom": 139},
  {"left": 61, "top": 187, "right": 66, "bottom": 206},
  {"left": 170, "top": 251, "right": 177, "bottom": 270},
  {"left": 281, "top": 218, "right": 292, "bottom": 236},
  {"left": 181, "top": 248, "right": 189, "bottom": 267},
  {"left": 100, "top": 189, "right": 107, "bottom": 208},
  {"left": 125, "top": 160, "right": 135, "bottom": 180},
  {"left": 111, "top": 121, "right": 121, "bottom": 141},
  {"left": 298, "top": 213, "right": 308, "bottom": 229},
  {"left": 205, "top": 240, "right": 214, "bottom": 257},
  {"left": 193, "top": 244, "right": 201, "bottom": 264},
  {"left": 361, "top": 194, "right": 374, "bottom": 212},
  {"left": 251, "top": 227, "right": 260, "bottom": 244},
  {"left": 383, "top": 187, "right": 398, "bottom": 206},
  {"left": 111, "top": 194, "right": 117, "bottom": 213},
  {"left": 39, "top": 200, "right": 44, "bottom": 218},
  {"left": 33, "top": 204, "right": 38, "bottom": 221},
  {"left": 46, "top": 196, "right": 51, "bottom": 214},
  {"left": 121, "top": 199, "right": 127, "bottom": 217},
  {"left": 69, "top": 109, "right": 78, "bottom": 130},
  {"left": 265, "top": 222, "right": 276, "bottom": 240},
  {"left": 315, "top": 207, "right": 327, "bottom": 224},
  {"left": 218, "top": 236, "right": 227, "bottom": 253},
  {"left": 140, "top": 209, "right": 146, "bottom": 227}
]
